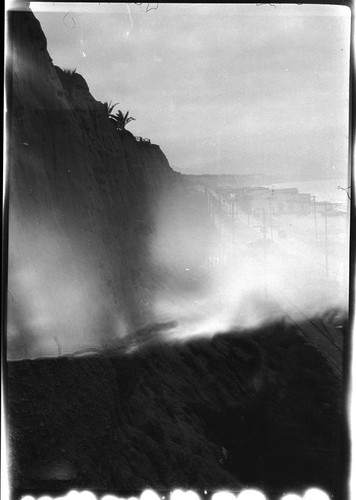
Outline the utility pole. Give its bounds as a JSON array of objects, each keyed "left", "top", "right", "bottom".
[
  {"left": 210, "top": 192, "right": 215, "bottom": 226},
  {"left": 262, "top": 209, "right": 268, "bottom": 298},
  {"left": 218, "top": 194, "right": 222, "bottom": 231},
  {"left": 231, "top": 198, "right": 235, "bottom": 250},
  {"left": 312, "top": 195, "right": 318, "bottom": 244},
  {"left": 269, "top": 197, "right": 273, "bottom": 242},
  {"left": 206, "top": 189, "right": 211, "bottom": 221},
  {"left": 324, "top": 202, "right": 329, "bottom": 279}
]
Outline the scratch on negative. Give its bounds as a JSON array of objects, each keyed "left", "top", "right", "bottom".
[
  {"left": 63, "top": 11, "right": 76, "bottom": 29},
  {"left": 256, "top": 3, "right": 277, "bottom": 8}
]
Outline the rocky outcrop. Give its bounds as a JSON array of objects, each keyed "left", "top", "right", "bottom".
[{"left": 6, "top": 5, "right": 184, "bottom": 358}]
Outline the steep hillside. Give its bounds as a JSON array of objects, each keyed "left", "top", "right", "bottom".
[{"left": 6, "top": 4, "right": 206, "bottom": 359}]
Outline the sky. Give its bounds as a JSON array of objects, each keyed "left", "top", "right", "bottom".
[{"left": 28, "top": 2, "right": 351, "bottom": 179}]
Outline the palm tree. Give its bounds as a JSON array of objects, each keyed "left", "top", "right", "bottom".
[
  {"left": 104, "top": 101, "right": 119, "bottom": 117},
  {"left": 111, "top": 110, "right": 136, "bottom": 131}
]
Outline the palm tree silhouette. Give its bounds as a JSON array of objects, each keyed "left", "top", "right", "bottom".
[
  {"left": 62, "top": 68, "right": 77, "bottom": 76},
  {"left": 104, "top": 101, "right": 119, "bottom": 117},
  {"left": 111, "top": 110, "right": 136, "bottom": 131}
]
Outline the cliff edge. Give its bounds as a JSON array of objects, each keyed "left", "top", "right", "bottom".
[{"left": 6, "top": 5, "right": 189, "bottom": 358}]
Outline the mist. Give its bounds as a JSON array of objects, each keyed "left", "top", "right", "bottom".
[
  {"left": 148, "top": 180, "right": 349, "bottom": 344},
  {"left": 6, "top": 3, "right": 350, "bottom": 363},
  {"left": 7, "top": 174, "right": 349, "bottom": 359},
  {"left": 7, "top": 209, "right": 130, "bottom": 359}
]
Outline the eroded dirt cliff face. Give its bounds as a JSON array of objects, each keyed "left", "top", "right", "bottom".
[{"left": 6, "top": 5, "right": 186, "bottom": 358}]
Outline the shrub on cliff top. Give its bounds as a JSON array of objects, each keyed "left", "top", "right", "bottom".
[{"left": 62, "top": 68, "right": 77, "bottom": 76}]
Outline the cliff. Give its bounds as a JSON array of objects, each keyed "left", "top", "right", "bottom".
[{"left": 6, "top": 5, "right": 191, "bottom": 359}]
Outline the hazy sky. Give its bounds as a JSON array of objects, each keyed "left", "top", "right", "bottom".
[{"left": 29, "top": 2, "right": 351, "bottom": 179}]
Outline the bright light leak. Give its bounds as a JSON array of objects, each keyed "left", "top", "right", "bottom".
[
  {"left": 1, "top": 388, "right": 10, "bottom": 500},
  {"left": 149, "top": 182, "right": 349, "bottom": 342},
  {"left": 140, "top": 491, "right": 161, "bottom": 500},
  {"left": 236, "top": 491, "right": 266, "bottom": 500},
  {"left": 211, "top": 492, "right": 236, "bottom": 500},
  {"left": 17, "top": 488, "right": 331, "bottom": 500},
  {"left": 171, "top": 491, "right": 200, "bottom": 500},
  {"left": 303, "top": 489, "right": 331, "bottom": 500}
]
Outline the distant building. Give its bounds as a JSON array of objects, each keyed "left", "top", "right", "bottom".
[
  {"left": 314, "top": 201, "right": 337, "bottom": 215},
  {"left": 227, "top": 186, "right": 312, "bottom": 216},
  {"left": 271, "top": 188, "right": 311, "bottom": 215}
]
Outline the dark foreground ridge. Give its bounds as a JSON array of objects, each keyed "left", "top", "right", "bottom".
[{"left": 7, "top": 320, "right": 347, "bottom": 500}]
